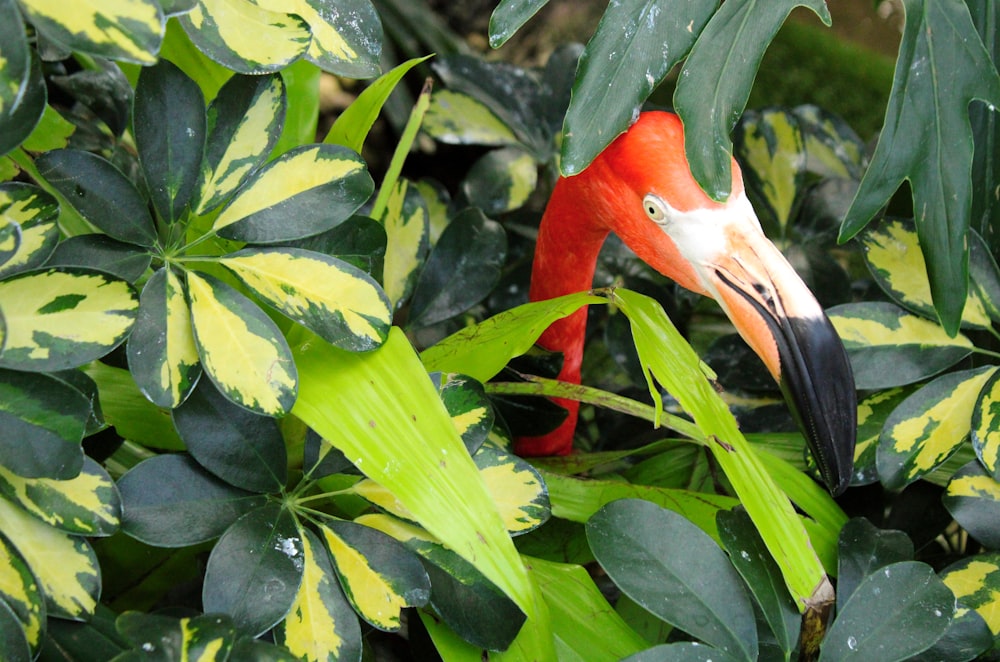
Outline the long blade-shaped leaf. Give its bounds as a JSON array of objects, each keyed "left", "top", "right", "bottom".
[{"left": 489, "top": 0, "right": 550, "bottom": 48}]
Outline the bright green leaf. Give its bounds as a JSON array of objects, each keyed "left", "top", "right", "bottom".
[{"left": 85, "top": 362, "right": 185, "bottom": 451}]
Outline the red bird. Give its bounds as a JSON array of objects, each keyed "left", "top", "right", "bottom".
[{"left": 517, "top": 111, "right": 856, "bottom": 496}]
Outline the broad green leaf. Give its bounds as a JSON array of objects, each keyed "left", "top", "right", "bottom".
[
  {"left": 202, "top": 504, "right": 304, "bottom": 635},
  {"left": 907, "top": 604, "right": 993, "bottom": 662},
  {"left": 828, "top": 302, "right": 974, "bottom": 390},
  {"left": 0, "top": 183, "right": 58, "bottom": 278},
  {"left": 0, "top": 456, "right": 119, "bottom": 536},
  {"left": 0, "top": 0, "right": 30, "bottom": 121},
  {"left": 126, "top": 267, "right": 201, "bottom": 409},
  {"left": 0, "top": 529, "right": 43, "bottom": 654},
  {"left": 0, "top": 368, "right": 87, "bottom": 480},
  {"left": 45, "top": 235, "right": 151, "bottom": 283},
  {"left": 84, "top": 362, "right": 184, "bottom": 450},
  {"left": 17, "top": 0, "right": 164, "bottom": 64},
  {"left": 379, "top": 179, "right": 429, "bottom": 309},
  {"left": 420, "top": 290, "right": 604, "bottom": 382},
  {"left": 408, "top": 207, "right": 506, "bottom": 328},
  {"left": 319, "top": 519, "right": 430, "bottom": 631},
  {"left": 187, "top": 271, "right": 297, "bottom": 416},
  {"left": 674, "top": 0, "right": 831, "bottom": 200},
  {"left": 840, "top": 0, "right": 1000, "bottom": 334},
  {"left": 437, "top": 373, "right": 493, "bottom": 455},
  {"left": 972, "top": 368, "right": 1000, "bottom": 478},
  {"left": 0, "top": 495, "right": 99, "bottom": 620},
  {"left": 0, "top": 50, "right": 45, "bottom": 157},
  {"left": 940, "top": 553, "right": 1000, "bottom": 638},
  {"left": 179, "top": 0, "right": 310, "bottom": 74},
  {"left": 422, "top": 90, "right": 521, "bottom": 147},
  {"left": 853, "top": 388, "right": 915, "bottom": 486},
  {"left": 213, "top": 144, "right": 372, "bottom": 243},
  {"left": 118, "top": 454, "right": 267, "bottom": 546},
  {"left": 943, "top": 460, "right": 1000, "bottom": 549},
  {"left": 195, "top": 73, "right": 286, "bottom": 215},
  {"left": 172, "top": 378, "right": 287, "bottom": 493},
  {"left": 34, "top": 149, "right": 157, "bottom": 248},
  {"left": 325, "top": 55, "right": 431, "bottom": 152},
  {"left": 474, "top": 446, "right": 549, "bottom": 536},
  {"left": 275, "top": 527, "right": 362, "bottom": 662},
  {"left": 819, "top": 561, "right": 953, "bottom": 662},
  {"left": 835, "top": 518, "right": 914, "bottom": 613},
  {"left": 134, "top": 60, "right": 206, "bottom": 223},
  {"left": 860, "top": 218, "right": 992, "bottom": 328},
  {"left": 561, "top": 0, "right": 715, "bottom": 176},
  {"left": 587, "top": 499, "right": 758, "bottom": 661},
  {"left": 220, "top": 247, "right": 391, "bottom": 351},
  {"left": 878, "top": 366, "right": 997, "bottom": 490},
  {"left": 460, "top": 147, "right": 536, "bottom": 215},
  {"left": 488, "top": 0, "right": 549, "bottom": 48}
]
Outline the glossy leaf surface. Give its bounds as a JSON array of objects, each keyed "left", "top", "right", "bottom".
[
  {"left": 437, "top": 373, "right": 493, "bottom": 455},
  {"left": 940, "top": 553, "right": 1000, "bottom": 640},
  {"left": 0, "top": 529, "right": 43, "bottom": 655},
  {"left": 0, "top": 183, "right": 58, "bottom": 278},
  {"left": 835, "top": 518, "right": 914, "bottom": 612},
  {"left": 943, "top": 460, "right": 1000, "bottom": 549},
  {"left": 423, "top": 90, "right": 520, "bottom": 147},
  {"left": 379, "top": 179, "right": 428, "bottom": 308},
  {"left": 45, "top": 235, "right": 151, "bottom": 283},
  {"left": 971, "top": 368, "right": 1000, "bottom": 478}
]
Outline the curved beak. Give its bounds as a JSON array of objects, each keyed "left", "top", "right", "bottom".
[{"left": 703, "top": 224, "right": 857, "bottom": 496}]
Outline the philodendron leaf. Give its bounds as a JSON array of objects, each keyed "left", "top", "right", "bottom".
[
  {"left": 195, "top": 73, "right": 286, "bottom": 215},
  {"left": 379, "top": 179, "right": 429, "bottom": 309},
  {"left": 203, "top": 504, "right": 304, "bottom": 636},
  {"left": 186, "top": 271, "right": 297, "bottom": 416},
  {"left": 219, "top": 247, "right": 391, "bottom": 351},
  {"left": 118, "top": 454, "right": 267, "bottom": 547},
  {"left": 971, "top": 368, "right": 1000, "bottom": 479},
  {"left": 34, "top": 149, "right": 156, "bottom": 248},
  {"left": 943, "top": 460, "right": 1000, "bottom": 549},
  {"left": 275, "top": 527, "right": 362, "bottom": 662},
  {"left": 437, "top": 373, "right": 493, "bottom": 455},
  {"left": 675, "top": 0, "right": 831, "bottom": 201},
  {"left": 213, "top": 144, "right": 373, "bottom": 244},
  {"left": 17, "top": 0, "right": 164, "bottom": 64},
  {"left": 877, "top": 366, "right": 996, "bottom": 490},
  {"left": 179, "top": 0, "right": 310, "bottom": 74},
  {"left": 840, "top": 0, "right": 1000, "bottom": 335},
  {"left": 560, "top": 0, "right": 715, "bottom": 176},
  {"left": 0, "top": 183, "right": 58, "bottom": 279},
  {"left": 819, "top": 562, "right": 953, "bottom": 662},
  {"left": 835, "top": 518, "right": 914, "bottom": 613},
  {"left": 939, "top": 553, "right": 1000, "bottom": 643},
  {"left": 460, "top": 147, "right": 536, "bottom": 215},
  {"left": 474, "top": 446, "right": 549, "bottom": 536},
  {"left": 587, "top": 499, "right": 757, "bottom": 661},
  {"left": 423, "top": 90, "right": 521, "bottom": 148},
  {"left": 0, "top": 529, "right": 43, "bottom": 655},
  {"left": 488, "top": 0, "right": 549, "bottom": 48},
  {"left": 828, "top": 302, "right": 974, "bottom": 390}
]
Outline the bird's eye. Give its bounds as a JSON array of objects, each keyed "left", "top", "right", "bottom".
[{"left": 643, "top": 194, "right": 668, "bottom": 224}]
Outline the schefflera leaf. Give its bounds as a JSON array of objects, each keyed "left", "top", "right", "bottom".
[
  {"left": 971, "top": 369, "right": 1000, "bottom": 479},
  {"left": 212, "top": 143, "right": 374, "bottom": 244},
  {"left": 943, "top": 460, "right": 1000, "bottom": 550},
  {"left": 474, "top": 446, "right": 549, "bottom": 536},
  {"left": 380, "top": 179, "right": 429, "bottom": 309},
  {"left": 423, "top": 90, "right": 522, "bottom": 147},
  {"left": 319, "top": 519, "right": 430, "bottom": 631},
  {"left": 0, "top": 528, "right": 44, "bottom": 655},
  {"left": 940, "top": 552, "right": 1000, "bottom": 641},
  {"left": 0, "top": 183, "right": 59, "bottom": 279},
  {"left": 437, "top": 372, "right": 493, "bottom": 455},
  {"left": 186, "top": 271, "right": 297, "bottom": 416},
  {"left": 219, "top": 247, "right": 390, "bottom": 352},
  {"left": 127, "top": 267, "right": 201, "bottom": 408}
]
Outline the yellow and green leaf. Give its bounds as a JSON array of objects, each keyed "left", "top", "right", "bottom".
[
  {"left": 424, "top": 90, "right": 521, "bottom": 147},
  {"left": 379, "top": 179, "right": 429, "bottom": 308},
  {"left": 220, "top": 247, "right": 391, "bottom": 351},
  {"left": 127, "top": 267, "right": 201, "bottom": 408},
  {"left": 475, "top": 446, "right": 549, "bottom": 536},
  {"left": 276, "top": 527, "right": 362, "bottom": 661},
  {"left": 18, "top": 0, "right": 164, "bottom": 65},
  {"left": 940, "top": 553, "right": 1000, "bottom": 637},
  {"left": 795, "top": 105, "right": 865, "bottom": 179},
  {"left": 186, "top": 271, "right": 297, "bottom": 416},
  {"left": 972, "top": 369, "right": 1000, "bottom": 479},
  {"left": 943, "top": 460, "right": 1000, "bottom": 550},
  {"left": 437, "top": 373, "right": 493, "bottom": 454},
  {"left": 0, "top": 183, "right": 58, "bottom": 278},
  {"left": 878, "top": 366, "right": 997, "bottom": 490},
  {"left": 413, "top": 178, "right": 452, "bottom": 246},
  {"left": 853, "top": 388, "right": 915, "bottom": 486},
  {"left": 461, "top": 146, "right": 537, "bottom": 215},
  {"left": 0, "top": 528, "right": 44, "bottom": 653},
  {"left": 734, "top": 108, "right": 804, "bottom": 234},
  {"left": 0, "top": 457, "right": 119, "bottom": 536},
  {"left": 0, "top": 267, "right": 138, "bottom": 372},
  {"left": 828, "top": 301, "right": 974, "bottom": 390}
]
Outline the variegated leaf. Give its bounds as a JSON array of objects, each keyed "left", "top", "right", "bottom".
[
  {"left": 853, "top": 388, "right": 914, "bottom": 487},
  {"left": 943, "top": 460, "right": 1000, "bottom": 549},
  {"left": 0, "top": 0, "right": 30, "bottom": 122},
  {"left": 972, "top": 368, "right": 1000, "bottom": 479},
  {"left": 0, "top": 456, "right": 119, "bottom": 536},
  {"left": 220, "top": 247, "right": 390, "bottom": 351},
  {"left": 115, "top": 611, "right": 237, "bottom": 660},
  {"left": 828, "top": 301, "right": 974, "bottom": 390},
  {"left": 187, "top": 271, "right": 296, "bottom": 415},
  {"left": 85, "top": 362, "right": 185, "bottom": 451},
  {"left": 878, "top": 366, "right": 997, "bottom": 490},
  {"left": 0, "top": 496, "right": 99, "bottom": 620},
  {"left": 319, "top": 520, "right": 430, "bottom": 631},
  {"left": 196, "top": 73, "right": 286, "bottom": 215},
  {"left": 734, "top": 108, "right": 806, "bottom": 234},
  {"left": 179, "top": 0, "right": 310, "bottom": 74},
  {"left": 0, "top": 46, "right": 44, "bottom": 158},
  {"left": 350, "top": 479, "right": 415, "bottom": 522},
  {"left": 213, "top": 144, "right": 373, "bottom": 243},
  {"left": 276, "top": 527, "right": 362, "bottom": 662},
  {"left": 423, "top": 90, "right": 521, "bottom": 147},
  {"left": 861, "top": 218, "right": 992, "bottom": 328},
  {"left": 0, "top": 267, "right": 138, "bottom": 372},
  {"left": 127, "top": 267, "right": 201, "bottom": 408},
  {"left": 940, "top": 552, "right": 1000, "bottom": 638},
  {"left": 794, "top": 105, "right": 866, "bottom": 179},
  {"left": 437, "top": 373, "right": 492, "bottom": 455},
  {"left": 474, "top": 445, "right": 549, "bottom": 536},
  {"left": 379, "top": 179, "right": 428, "bottom": 309},
  {"left": 0, "top": 528, "right": 44, "bottom": 653},
  {"left": 17, "top": 0, "right": 164, "bottom": 64},
  {"left": 413, "top": 178, "right": 451, "bottom": 246},
  {"left": 460, "top": 146, "right": 536, "bottom": 215},
  {"left": 0, "top": 183, "right": 58, "bottom": 278}
]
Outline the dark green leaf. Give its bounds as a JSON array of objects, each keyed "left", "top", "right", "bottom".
[
  {"left": 173, "top": 377, "right": 287, "bottom": 493},
  {"left": 42, "top": 605, "right": 129, "bottom": 661},
  {"left": 622, "top": 643, "right": 741, "bottom": 662},
  {"left": 115, "top": 611, "right": 235, "bottom": 661},
  {"left": 943, "top": 460, "right": 1000, "bottom": 549},
  {"left": 0, "top": 182, "right": 59, "bottom": 279},
  {"left": 0, "top": 48, "right": 45, "bottom": 156},
  {"left": 460, "top": 146, "right": 536, "bottom": 215},
  {"left": 34, "top": 149, "right": 156, "bottom": 247},
  {"left": 488, "top": 0, "right": 549, "bottom": 48},
  {"left": 380, "top": 179, "right": 429, "bottom": 309},
  {"left": 118, "top": 454, "right": 267, "bottom": 546},
  {"left": 906, "top": 602, "right": 993, "bottom": 662},
  {"left": 0, "top": 0, "right": 31, "bottom": 143},
  {"left": 50, "top": 60, "right": 134, "bottom": 137},
  {"left": 408, "top": 207, "right": 507, "bottom": 327},
  {"left": 939, "top": 552, "right": 1000, "bottom": 653},
  {"left": 436, "top": 373, "right": 493, "bottom": 455},
  {"left": 675, "top": 0, "right": 831, "bottom": 201},
  {"left": 45, "top": 234, "right": 152, "bottom": 282},
  {"left": 134, "top": 60, "right": 206, "bottom": 223},
  {"left": 561, "top": 0, "right": 715, "bottom": 176},
  {"left": 972, "top": 368, "right": 1000, "bottom": 479},
  {"left": 0, "top": 599, "right": 30, "bottom": 662},
  {"left": 587, "top": 499, "right": 757, "bottom": 661},
  {"left": 228, "top": 636, "right": 301, "bottom": 662},
  {"left": 303, "top": 429, "right": 356, "bottom": 478},
  {"left": 0, "top": 528, "right": 43, "bottom": 656},
  {"left": 969, "top": 228, "right": 1000, "bottom": 323},
  {"left": 835, "top": 518, "right": 914, "bottom": 613},
  {"left": 202, "top": 504, "right": 304, "bottom": 636},
  {"left": 819, "top": 561, "right": 953, "bottom": 662},
  {"left": 288, "top": 215, "right": 386, "bottom": 276},
  {"left": 474, "top": 446, "right": 549, "bottom": 536},
  {"left": 298, "top": 0, "right": 382, "bottom": 77},
  {"left": 852, "top": 388, "right": 915, "bottom": 486}
]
